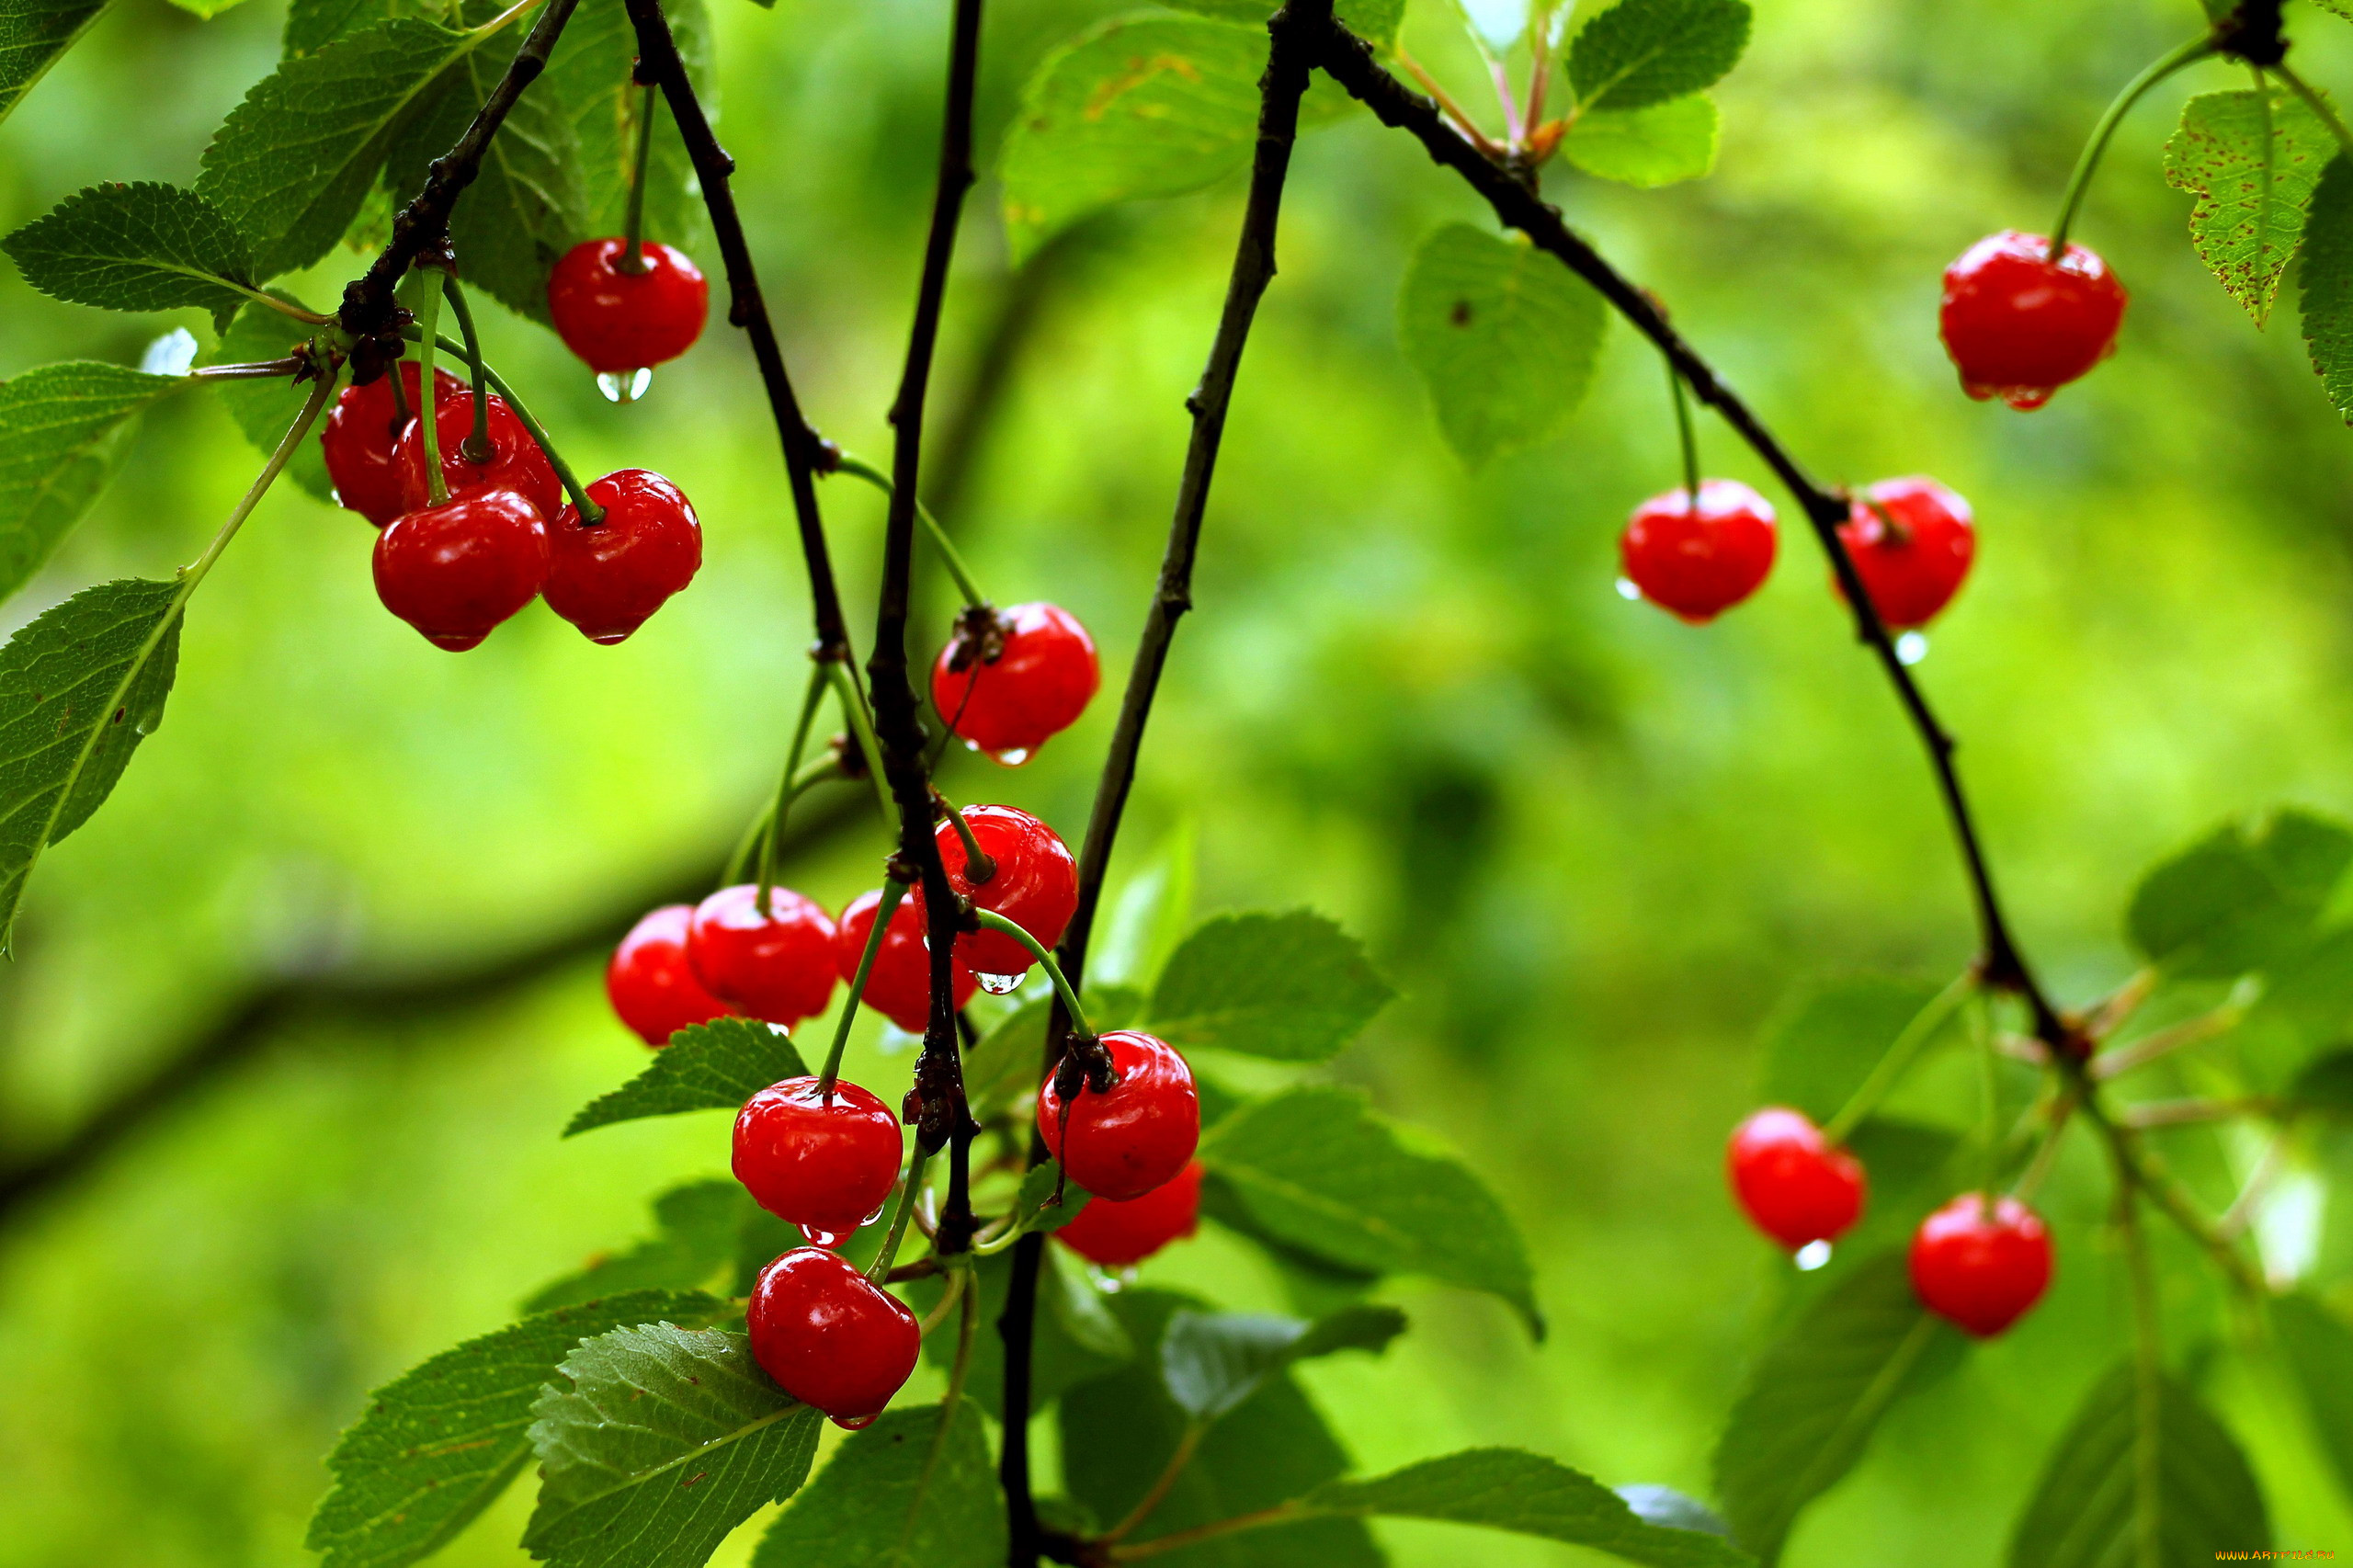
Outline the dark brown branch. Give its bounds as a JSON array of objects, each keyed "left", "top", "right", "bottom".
[{"left": 1312, "top": 20, "right": 2072, "bottom": 1053}]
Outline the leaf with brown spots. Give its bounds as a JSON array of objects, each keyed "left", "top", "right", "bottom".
[{"left": 2165, "top": 85, "right": 2332, "bottom": 326}]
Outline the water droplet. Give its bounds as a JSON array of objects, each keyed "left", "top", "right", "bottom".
[
  {"left": 1615, "top": 576, "right": 1643, "bottom": 602},
  {"left": 861, "top": 1200, "right": 887, "bottom": 1227},
  {"left": 595, "top": 367, "right": 654, "bottom": 403},
  {"left": 141, "top": 327, "right": 199, "bottom": 377},
  {"left": 798, "top": 1222, "right": 848, "bottom": 1250},
  {"left": 1794, "top": 1239, "right": 1833, "bottom": 1271},
  {"left": 1895, "top": 631, "right": 1928, "bottom": 665},
  {"left": 988, "top": 747, "right": 1032, "bottom": 767},
  {"left": 831, "top": 1413, "right": 879, "bottom": 1431},
  {"left": 976, "top": 971, "right": 1024, "bottom": 995}
]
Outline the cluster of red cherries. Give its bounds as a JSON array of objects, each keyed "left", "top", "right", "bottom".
[
  {"left": 1617, "top": 229, "right": 2124, "bottom": 629},
  {"left": 320, "top": 237, "right": 712, "bottom": 651}
]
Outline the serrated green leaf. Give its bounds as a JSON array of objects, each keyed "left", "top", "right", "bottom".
[
  {"left": 1399, "top": 222, "right": 1607, "bottom": 471},
  {"left": 1712, "top": 1250, "right": 1966, "bottom": 1562},
  {"left": 564, "top": 1017, "right": 807, "bottom": 1136},
  {"left": 1567, "top": 0, "right": 1750, "bottom": 113},
  {"left": 752, "top": 1399, "right": 1004, "bottom": 1568},
  {"left": 910, "top": 1245, "right": 1131, "bottom": 1421},
  {"left": 2163, "top": 87, "right": 2331, "bottom": 326},
  {"left": 545, "top": 0, "right": 711, "bottom": 253},
  {"left": 525, "top": 1322, "right": 824, "bottom": 1568},
  {"left": 2320, "top": 0, "right": 2353, "bottom": 18},
  {"left": 195, "top": 17, "right": 482, "bottom": 279},
  {"left": 1563, "top": 93, "right": 1718, "bottom": 187},
  {"left": 206, "top": 296, "right": 335, "bottom": 503},
  {"left": 2007, "top": 1360, "right": 2269, "bottom": 1566},
  {"left": 306, "top": 1290, "right": 724, "bottom": 1568},
  {"left": 0, "top": 0, "right": 110, "bottom": 126},
  {"left": 283, "top": 0, "right": 441, "bottom": 56},
  {"left": 1152, "top": 0, "right": 1404, "bottom": 47},
  {"left": 1147, "top": 910, "right": 1393, "bottom": 1061},
  {"left": 2274, "top": 1294, "right": 2353, "bottom": 1509},
  {"left": 1160, "top": 1303, "right": 1404, "bottom": 1423},
  {"left": 0, "top": 361, "right": 189, "bottom": 603},
  {"left": 3, "top": 182, "right": 258, "bottom": 331},
  {"left": 1199, "top": 1084, "right": 1542, "bottom": 1336},
  {"left": 2128, "top": 809, "right": 2353, "bottom": 978},
  {"left": 1757, "top": 975, "right": 1947, "bottom": 1126},
  {"left": 2302, "top": 154, "right": 2353, "bottom": 421},
  {"left": 527, "top": 1180, "right": 749, "bottom": 1312},
  {"left": 1197, "top": 1165, "right": 1385, "bottom": 1309},
  {"left": 1305, "top": 1450, "right": 1756, "bottom": 1567}
]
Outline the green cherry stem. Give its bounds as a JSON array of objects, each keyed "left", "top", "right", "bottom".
[
  {"left": 439, "top": 274, "right": 494, "bottom": 462},
  {"left": 758, "top": 660, "right": 832, "bottom": 916},
  {"left": 1974, "top": 996, "right": 2003, "bottom": 1201},
  {"left": 970, "top": 910, "right": 1094, "bottom": 1039},
  {"left": 188, "top": 371, "right": 338, "bottom": 592},
  {"left": 868, "top": 1143, "right": 934, "bottom": 1284},
  {"left": 818, "top": 878, "right": 909, "bottom": 1096},
  {"left": 723, "top": 753, "right": 842, "bottom": 887},
  {"left": 832, "top": 451, "right": 990, "bottom": 608},
  {"left": 621, "top": 80, "right": 657, "bottom": 275},
  {"left": 416, "top": 330, "right": 606, "bottom": 522},
  {"left": 936, "top": 795, "right": 995, "bottom": 882},
  {"left": 1663, "top": 349, "right": 1700, "bottom": 506},
  {"left": 2048, "top": 33, "right": 2216, "bottom": 255},
  {"left": 412, "top": 277, "right": 449, "bottom": 506},
  {"left": 1820, "top": 969, "right": 1975, "bottom": 1145},
  {"left": 824, "top": 659, "right": 895, "bottom": 821}
]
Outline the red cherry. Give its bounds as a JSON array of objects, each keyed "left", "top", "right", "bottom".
[
  {"left": 835, "top": 890, "right": 978, "bottom": 1035},
  {"left": 914, "top": 804, "right": 1078, "bottom": 982},
  {"left": 745, "top": 1245, "right": 920, "bottom": 1426},
  {"left": 1036, "top": 1030, "right": 1199, "bottom": 1202},
  {"left": 686, "top": 883, "right": 839, "bottom": 1028},
  {"left": 371, "top": 489, "right": 551, "bottom": 652},
  {"left": 543, "top": 469, "right": 703, "bottom": 644},
  {"left": 547, "top": 238, "right": 710, "bottom": 375},
  {"left": 1725, "top": 1108, "right": 1867, "bottom": 1250},
  {"left": 320, "top": 362, "right": 467, "bottom": 526},
  {"left": 390, "top": 390, "right": 563, "bottom": 521},
  {"left": 733, "top": 1074, "right": 904, "bottom": 1233},
  {"left": 607, "top": 903, "right": 734, "bottom": 1046},
  {"left": 1836, "top": 477, "right": 1975, "bottom": 631},
  {"left": 1620, "top": 481, "right": 1779, "bottom": 623},
  {"left": 930, "top": 601, "right": 1101, "bottom": 763},
  {"left": 1939, "top": 231, "right": 2127, "bottom": 411},
  {"left": 1055, "top": 1159, "right": 1202, "bottom": 1267},
  {"left": 1909, "top": 1192, "right": 2052, "bottom": 1337}
]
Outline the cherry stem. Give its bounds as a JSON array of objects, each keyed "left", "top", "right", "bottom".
[
  {"left": 438, "top": 274, "right": 496, "bottom": 464},
  {"left": 937, "top": 796, "right": 995, "bottom": 883},
  {"left": 914, "top": 1260, "right": 966, "bottom": 1335},
  {"left": 1106, "top": 1504, "right": 1305, "bottom": 1562},
  {"left": 412, "top": 275, "right": 449, "bottom": 507},
  {"left": 1662, "top": 350, "right": 1699, "bottom": 507},
  {"left": 723, "top": 753, "right": 842, "bottom": 886},
  {"left": 1105, "top": 1422, "right": 1206, "bottom": 1543},
  {"left": 386, "top": 354, "right": 414, "bottom": 434},
  {"left": 189, "top": 358, "right": 312, "bottom": 382},
  {"left": 2065, "top": 1060, "right": 2266, "bottom": 1298},
  {"left": 759, "top": 660, "right": 832, "bottom": 917},
  {"left": 621, "top": 80, "right": 656, "bottom": 275},
  {"left": 824, "top": 659, "right": 896, "bottom": 822},
  {"left": 1974, "top": 995, "right": 2003, "bottom": 1201},
  {"left": 2048, "top": 33, "right": 2215, "bottom": 256},
  {"left": 188, "top": 372, "right": 339, "bottom": 593},
  {"left": 832, "top": 452, "right": 990, "bottom": 608},
  {"left": 2088, "top": 999, "right": 2245, "bottom": 1080},
  {"left": 1820, "top": 970, "right": 1975, "bottom": 1145},
  {"left": 819, "top": 879, "right": 910, "bottom": 1096},
  {"left": 425, "top": 333, "right": 605, "bottom": 523},
  {"left": 1392, "top": 44, "right": 1506, "bottom": 158},
  {"left": 970, "top": 910, "right": 1093, "bottom": 1038},
  {"left": 2007, "top": 1089, "right": 2075, "bottom": 1204},
  {"left": 868, "top": 1144, "right": 933, "bottom": 1284}
]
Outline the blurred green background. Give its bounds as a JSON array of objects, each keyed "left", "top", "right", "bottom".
[{"left": 4, "top": 0, "right": 2353, "bottom": 1560}]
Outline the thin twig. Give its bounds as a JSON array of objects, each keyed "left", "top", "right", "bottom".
[{"left": 2091, "top": 1004, "right": 2245, "bottom": 1081}]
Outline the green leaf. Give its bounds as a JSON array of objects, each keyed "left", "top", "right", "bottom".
[
  {"left": 565, "top": 1017, "right": 807, "bottom": 1135},
  {"left": 1010, "top": 1160, "right": 1091, "bottom": 1236},
  {"left": 1711, "top": 1250, "right": 1966, "bottom": 1562},
  {"left": 525, "top": 1322, "right": 824, "bottom": 1568},
  {"left": 526, "top": 1180, "right": 749, "bottom": 1312},
  {"left": 0, "top": 361, "right": 189, "bottom": 603},
  {"left": 2128, "top": 809, "right": 2353, "bottom": 978},
  {"left": 1562, "top": 93, "right": 1719, "bottom": 187},
  {"left": 1092, "top": 820, "right": 1195, "bottom": 989},
  {"left": 2302, "top": 154, "right": 2353, "bottom": 422},
  {"left": 909, "top": 1245, "right": 1131, "bottom": 1421},
  {"left": 1160, "top": 1303, "right": 1404, "bottom": 1422},
  {"left": 0, "top": 577, "right": 189, "bottom": 951},
  {"left": 3, "top": 182, "right": 258, "bottom": 331},
  {"left": 752, "top": 1399, "right": 1004, "bottom": 1568},
  {"left": 545, "top": 0, "right": 711, "bottom": 253},
  {"left": 2286, "top": 1049, "right": 2353, "bottom": 1118},
  {"left": 1146, "top": 910, "right": 1394, "bottom": 1061},
  {"left": 1567, "top": 0, "right": 1751, "bottom": 113},
  {"left": 1199, "top": 1085, "right": 1542, "bottom": 1336},
  {"left": 2274, "top": 1294, "right": 2353, "bottom": 1509},
  {"left": 1304, "top": 1450, "right": 1756, "bottom": 1567},
  {"left": 205, "top": 297, "right": 335, "bottom": 503},
  {"left": 1757, "top": 975, "right": 1946, "bottom": 1126},
  {"left": 1399, "top": 222, "right": 1607, "bottom": 471},
  {"left": 306, "top": 1290, "right": 724, "bottom": 1568},
  {"left": 195, "top": 17, "right": 481, "bottom": 279},
  {"left": 1154, "top": 0, "right": 1404, "bottom": 48},
  {"left": 0, "top": 0, "right": 111, "bottom": 127},
  {"left": 2163, "top": 86, "right": 2332, "bottom": 326},
  {"left": 283, "top": 0, "right": 442, "bottom": 56},
  {"left": 2007, "top": 1361, "right": 2269, "bottom": 1566}
]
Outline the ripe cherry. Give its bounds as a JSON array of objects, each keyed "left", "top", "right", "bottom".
[
  {"left": 1940, "top": 231, "right": 2127, "bottom": 411},
  {"left": 607, "top": 903, "right": 733, "bottom": 1046},
  {"left": 835, "top": 890, "right": 977, "bottom": 1035},
  {"left": 1037, "top": 1030, "right": 1199, "bottom": 1202},
  {"left": 734, "top": 1074, "right": 904, "bottom": 1233},
  {"left": 1620, "top": 481, "right": 1779, "bottom": 623},
  {"left": 1836, "top": 478, "right": 1975, "bottom": 631},
  {"left": 1725, "top": 1108, "right": 1867, "bottom": 1250},
  {"left": 930, "top": 601, "right": 1101, "bottom": 764},
  {"left": 372, "top": 489, "right": 551, "bottom": 652},
  {"left": 543, "top": 470, "right": 703, "bottom": 644},
  {"left": 916, "top": 804, "right": 1078, "bottom": 984},
  {"left": 745, "top": 1245, "right": 921, "bottom": 1426},
  {"left": 547, "top": 238, "right": 710, "bottom": 376},
  {"left": 687, "top": 883, "right": 839, "bottom": 1028},
  {"left": 390, "top": 391, "right": 563, "bottom": 521},
  {"left": 320, "top": 362, "right": 466, "bottom": 527},
  {"left": 1909, "top": 1192, "right": 2052, "bottom": 1337},
  {"left": 1055, "top": 1158, "right": 1202, "bottom": 1267}
]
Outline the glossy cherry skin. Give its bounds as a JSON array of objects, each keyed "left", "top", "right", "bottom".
[
  {"left": 835, "top": 890, "right": 977, "bottom": 1035},
  {"left": 1940, "top": 231, "right": 2127, "bottom": 411},
  {"left": 548, "top": 238, "right": 710, "bottom": 374},
  {"left": 372, "top": 489, "right": 551, "bottom": 652},
  {"left": 686, "top": 883, "right": 839, "bottom": 1028},
  {"left": 391, "top": 391, "right": 563, "bottom": 521},
  {"left": 544, "top": 469, "right": 703, "bottom": 644},
  {"left": 1055, "top": 1158, "right": 1202, "bottom": 1267},
  {"left": 1620, "top": 481, "right": 1779, "bottom": 623},
  {"left": 1037, "top": 1030, "right": 1199, "bottom": 1201},
  {"left": 321, "top": 362, "right": 467, "bottom": 526},
  {"left": 1909, "top": 1193, "right": 2052, "bottom": 1336},
  {"left": 745, "top": 1245, "right": 921, "bottom": 1426},
  {"left": 914, "top": 804, "right": 1079, "bottom": 980},
  {"left": 607, "top": 903, "right": 734, "bottom": 1046},
  {"left": 1836, "top": 477, "right": 1976, "bottom": 631},
  {"left": 1725, "top": 1108, "right": 1867, "bottom": 1250},
  {"left": 733, "top": 1074, "right": 904, "bottom": 1233},
  {"left": 931, "top": 601, "right": 1101, "bottom": 762}
]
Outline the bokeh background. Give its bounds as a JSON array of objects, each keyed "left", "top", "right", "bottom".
[{"left": 4, "top": 0, "right": 2352, "bottom": 1560}]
